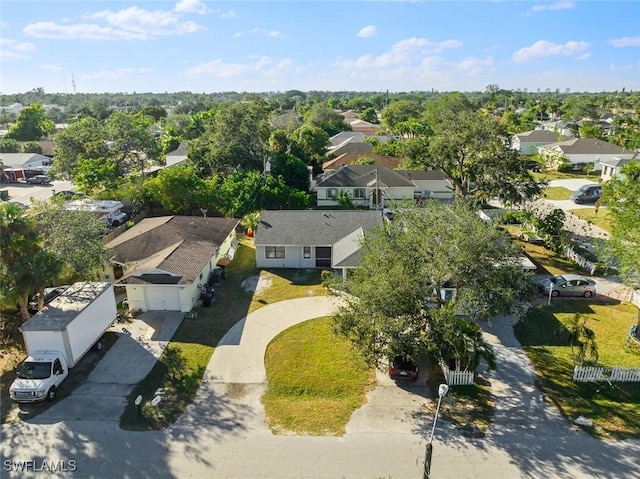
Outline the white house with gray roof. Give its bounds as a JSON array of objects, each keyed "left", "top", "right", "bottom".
[
  {"left": 254, "top": 210, "right": 383, "bottom": 278},
  {"left": 315, "top": 165, "right": 453, "bottom": 208},
  {"left": 600, "top": 153, "right": 639, "bottom": 182},
  {"left": 512, "top": 130, "right": 569, "bottom": 155},
  {"left": 537, "top": 138, "right": 635, "bottom": 171}
]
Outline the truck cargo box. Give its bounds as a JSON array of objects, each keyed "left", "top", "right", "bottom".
[{"left": 21, "top": 282, "right": 117, "bottom": 368}]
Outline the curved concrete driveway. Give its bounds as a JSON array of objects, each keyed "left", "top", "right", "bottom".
[{"left": 204, "top": 296, "right": 344, "bottom": 385}]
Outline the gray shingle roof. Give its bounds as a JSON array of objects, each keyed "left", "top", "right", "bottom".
[
  {"left": 515, "top": 130, "right": 569, "bottom": 142},
  {"left": 316, "top": 165, "right": 446, "bottom": 188},
  {"left": 255, "top": 210, "right": 383, "bottom": 247},
  {"left": 107, "top": 216, "right": 238, "bottom": 285},
  {"left": 542, "top": 138, "right": 630, "bottom": 155}
]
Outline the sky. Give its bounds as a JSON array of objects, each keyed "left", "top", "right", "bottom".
[{"left": 1, "top": 0, "right": 639, "bottom": 95}]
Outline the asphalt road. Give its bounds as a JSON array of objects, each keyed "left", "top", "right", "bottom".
[
  {"left": 1, "top": 178, "right": 75, "bottom": 209},
  {"left": 2, "top": 297, "right": 640, "bottom": 478}
]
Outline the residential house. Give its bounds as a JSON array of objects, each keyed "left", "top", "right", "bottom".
[
  {"left": 538, "top": 120, "right": 577, "bottom": 138},
  {"left": 600, "top": 153, "right": 639, "bottom": 182},
  {"left": 0, "top": 153, "right": 52, "bottom": 182},
  {"left": 322, "top": 152, "right": 404, "bottom": 171},
  {"left": 512, "top": 130, "right": 569, "bottom": 155},
  {"left": 106, "top": 216, "right": 239, "bottom": 312},
  {"left": 165, "top": 141, "right": 189, "bottom": 167},
  {"left": 349, "top": 119, "right": 382, "bottom": 135},
  {"left": 327, "top": 132, "right": 373, "bottom": 157},
  {"left": 254, "top": 209, "right": 383, "bottom": 279},
  {"left": 537, "top": 138, "right": 635, "bottom": 171},
  {"left": 315, "top": 165, "right": 454, "bottom": 208}
]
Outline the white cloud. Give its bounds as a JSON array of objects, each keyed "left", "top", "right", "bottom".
[
  {"left": 24, "top": 22, "right": 147, "bottom": 40},
  {"left": 0, "top": 38, "right": 36, "bottom": 60},
  {"left": 88, "top": 6, "right": 203, "bottom": 36},
  {"left": 233, "top": 32, "right": 243, "bottom": 38},
  {"left": 37, "top": 64, "right": 64, "bottom": 72},
  {"left": 610, "top": 36, "right": 640, "bottom": 47},
  {"left": 220, "top": 10, "right": 237, "bottom": 19},
  {"left": 526, "top": 2, "right": 576, "bottom": 14},
  {"left": 610, "top": 63, "right": 635, "bottom": 71},
  {"left": 249, "top": 28, "right": 285, "bottom": 38},
  {"left": 357, "top": 26, "right": 377, "bottom": 38},
  {"left": 185, "top": 56, "right": 306, "bottom": 80},
  {"left": 335, "top": 37, "right": 462, "bottom": 70},
  {"left": 82, "top": 67, "right": 152, "bottom": 80},
  {"left": 576, "top": 53, "right": 591, "bottom": 61},
  {"left": 174, "top": 0, "right": 209, "bottom": 15},
  {"left": 512, "top": 40, "right": 590, "bottom": 63}
]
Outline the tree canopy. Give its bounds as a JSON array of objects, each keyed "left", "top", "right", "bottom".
[
  {"left": 5, "top": 103, "right": 54, "bottom": 141},
  {"left": 333, "top": 201, "right": 533, "bottom": 369},
  {"left": 405, "top": 95, "right": 546, "bottom": 205},
  {"left": 603, "top": 161, "right": 640, "bottom": 288}
]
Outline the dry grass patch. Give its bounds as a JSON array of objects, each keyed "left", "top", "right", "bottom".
[{"left": 568, "top": 208, "right": 612, "bottom": 233}]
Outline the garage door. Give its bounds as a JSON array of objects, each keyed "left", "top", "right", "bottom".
[{"left": 144, "top": 286, "right": 181, "bottom": 311}]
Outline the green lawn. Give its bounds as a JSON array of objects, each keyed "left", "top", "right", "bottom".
[
  {"left": 568, "top": 208, "right": 612, "bottom": 233},
  {"left": 120, "top": 237, "right": 328, "bottom": 430},
  {"left": 262, "top": 317, "right": 375, "bottom": 435},
  {"left": 542, "top": 187, "right": 573, "bottom": 201},
  {"left": 533, "top": 171, "right": 593, "bottom": 182},
  {"left": 514, "top": 300, "right": 640, "bottom": 439}
]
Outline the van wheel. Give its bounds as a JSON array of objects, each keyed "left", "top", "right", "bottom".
[{"left": 46, "top": 387, "right": 56, "bottom": 402}]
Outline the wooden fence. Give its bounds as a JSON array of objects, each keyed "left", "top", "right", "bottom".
[{"left": 573, "top": 366, "right": 640, "bottom": 383}]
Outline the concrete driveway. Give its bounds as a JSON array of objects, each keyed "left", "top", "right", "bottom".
[
  {"left": 1, "top": 179, "right": 74, "bottom": 209},
  {"left": 28, "top": 311, "right": 184, "bottom": 423}
]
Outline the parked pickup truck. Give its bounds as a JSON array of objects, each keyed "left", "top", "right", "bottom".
[{"left": 9, "top": 282, "right": 117, "bottom": 403}]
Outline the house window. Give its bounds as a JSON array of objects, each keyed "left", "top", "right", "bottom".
[
  {"left": 303, "top": 246, "right": 311, "bottom": 259},
  {"left": 353, "top": 188, "right": 365, "bottom": 199},
  {"left": 327, "top": 188, "right": 338, "bottom": 200},
  {"left": 265, "top": 246, "right": 285, "bottom": 259}
]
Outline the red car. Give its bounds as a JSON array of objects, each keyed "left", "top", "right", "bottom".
[{"left": 388, "top": 355, "right": 419, "bottom": 380}]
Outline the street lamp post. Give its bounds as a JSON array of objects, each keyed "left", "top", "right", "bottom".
[{"left": 424, "top": 383, "right": 449, "bottom": 479}]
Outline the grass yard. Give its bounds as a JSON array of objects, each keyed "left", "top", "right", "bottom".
[
  {"left": 120, "top": 236, "right": 328, "bottom": 430},
  {"left": 514, "top": 300, "right": 640, "bottom": 439},
  {"left": 568, "top": 208, "right": 612, "bottom": 233},
  {"left": 542, "top": 187, "right": 573, "bottom": 201},
  {"left": 532, "top": 171, "right": 592, "bottom": 182},
  {"left": 262, "top": 317, "right": 375, "bottom": 436}
]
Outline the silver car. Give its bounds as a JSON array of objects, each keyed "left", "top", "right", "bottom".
[{"left": 539, "top": 274, "right": 596, "bottom": 298}]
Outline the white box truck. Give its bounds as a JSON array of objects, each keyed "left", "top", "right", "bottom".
[{"left": 9, "top": 282, "right": 117, "bottom": 403}]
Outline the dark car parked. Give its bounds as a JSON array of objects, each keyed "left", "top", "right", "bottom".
[
  {"left": 28, "top": 285, "right": 70, "bottom": 313},
  {"left": 388, "top": 355, "right": 419, "bottom": 380},
  {"left": 570, "top": 184, "right": 602, "bottom": 204}
]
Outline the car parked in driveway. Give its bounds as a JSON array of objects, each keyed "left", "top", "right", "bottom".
[
  {"left": 570, "top": 184, "right": 602, "bottom": 204},
  {"left": 26, "top": 175, "right": 51, "bottom": 185},
  {"left": 388, "top": 355, "right": 419, "bottom": 380},
  {"left": 538, "top": 274, "right": 596, "bottom": 298},
  {"left": 28, "top": 285, "right": 71, "bottom": 313}
]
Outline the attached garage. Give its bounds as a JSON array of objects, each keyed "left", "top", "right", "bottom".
[{"left": 143, "top": 286, "right": 181, "bottom": 311}]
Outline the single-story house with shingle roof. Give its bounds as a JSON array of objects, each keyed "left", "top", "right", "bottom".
[
  {"left": 315, "top": 165, "right": 454, "bottom": 208},
  {"left": 254, "top": 210, "right": 383, "bottom": 278},
  {"left": 106, "top": 215, "right": 239, "bottom": 312},
  {"left": 165, "top": 141, "right": 188, "bottom": 167},
  {"left": 322, "top": 152, "right": 404, "bottom": 171},
  {"left": 538, "top": 138, "right": 635, "bottom": 171},
  {"left": 512, "top": 130, "right": 569, "bottom": 155},
  {"left": 600, "top": 153, "right": 639, "bottom": 182}
]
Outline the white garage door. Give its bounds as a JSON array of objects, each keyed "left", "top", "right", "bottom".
[{"left": 144, "top": 286, "right": 181, "bottom": 311}]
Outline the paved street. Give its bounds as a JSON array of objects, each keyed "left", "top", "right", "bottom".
[
  {"left": 1, "top": 179, "right": 75, "bottom": 209},
  {"left": 2, "top": 297, "right": 640, "bottom": 478}
]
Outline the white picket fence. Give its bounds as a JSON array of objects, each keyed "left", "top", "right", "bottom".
[
  {"left": 562, "top": 246, "right": 597, "bottom": 275},
  {"left": 631, "top": 290, "right": 640, "bottom": 308},
  {"left": 573, "top": 366, "right": 640, "bottom": 383},
  {"left": 439, "top": 361, "right": 475, "bottom": 385}
]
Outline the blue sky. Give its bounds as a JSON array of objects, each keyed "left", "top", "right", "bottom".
[{"left": 1, "top": 1, "right": 639, "bottom": 94}]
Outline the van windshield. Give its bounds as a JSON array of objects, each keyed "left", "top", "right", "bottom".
[{"left": 17, "top": 361, "right": 52, "bottom": 380}]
